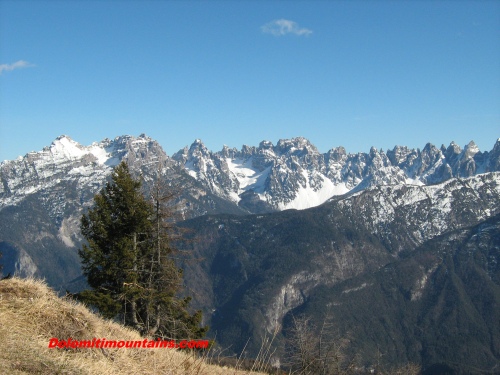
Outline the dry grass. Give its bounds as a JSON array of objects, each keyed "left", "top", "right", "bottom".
[{"left": 0, "top": 277, "right": 265, "bottom": 375}]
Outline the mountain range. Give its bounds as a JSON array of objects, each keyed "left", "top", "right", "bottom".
[{"left": 1, "top": 134, "right": 499, "bottom": 373}]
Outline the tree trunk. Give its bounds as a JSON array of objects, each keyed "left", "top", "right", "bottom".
[{"left": 130, "top": 232, "right": 140, "bottom": 329}]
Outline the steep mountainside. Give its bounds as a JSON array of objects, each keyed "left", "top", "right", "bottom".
[
  {"left": 177, "top": 173, "right": 500, "bottom": 371},
  {"left": 295, "top": 214, "right": 500, "bottom": 374}
]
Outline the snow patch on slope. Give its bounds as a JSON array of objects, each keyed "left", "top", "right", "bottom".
[
  {"left": 50, "top": 136, "right": 86, "bottom": 161},
  {"left": 279, "top": 170, "right": 348, "bottom": 210},
  {"left": 89, "top": 144, "right": 111, "bottom": 165},
  {"left": 226, "top": 157, "right": 270, "bottom": 194},
  {"left": 184, "top": 160, "right": 198, "bottom": 178},
  {"left": 48, "top": 136, "right": 118, "bottom": 167}
]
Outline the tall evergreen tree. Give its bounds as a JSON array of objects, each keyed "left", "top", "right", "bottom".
[{"left": 78, "top": 161, "right": 207, "bottom": 339}]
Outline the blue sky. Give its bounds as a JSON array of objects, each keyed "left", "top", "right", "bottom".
[{"left": 1, "top": 0, "right": 499, "bottom": 161}]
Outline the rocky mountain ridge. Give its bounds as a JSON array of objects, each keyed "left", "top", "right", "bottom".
[
  {"left": 2, "top": 134, "right": 499, "bottom": 215},
  {"left": 173, "top": 136, "right": 500, "bottom": 211}
]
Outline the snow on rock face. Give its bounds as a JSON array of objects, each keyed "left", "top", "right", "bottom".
[
  {"left": 175, "top": 137, "right": 353, "bottom": 210},
  {"left": 336, "top": 172, "right": 500, "bottom": 250},
  {"left": 45, "top": 135, "right": 123, "bottom": 168},
  {"left": 225, "top": 157, "right": 271, "bottom": 194},
  {"left": 1, "top": 137, "right": 105, "bottom": 208},
  {"left": 463, "top": 141, "right": 479, "bottom": 158},
  {"left": 173, "top": 137, "right": 500, "bottom": 212},
  {"left": 49, "top": 136, "right": 87, "bottom": 161},
  {"left": 277, "top": 170, "right": 348, "bottom": 210},
  {"left": 2, "top": 135, "right": 500, "bottom": 215},
  {"left": 0, "top": 134, "right": 169, "bottom": 210}
]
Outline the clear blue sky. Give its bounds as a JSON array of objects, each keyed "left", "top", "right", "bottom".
[{"left": 1, "top": 0, "right": 499, "bottom": 161}]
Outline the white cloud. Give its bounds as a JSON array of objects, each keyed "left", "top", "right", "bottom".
[
  {"left": 0, "top": 60, "right": 35, "bottom": 75},
  {"left": 261, "top": 19, "right": 313, "bottom": 37}
]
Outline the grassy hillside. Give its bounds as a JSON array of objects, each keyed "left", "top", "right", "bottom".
[{"left": 0, "top": 277, "right": 265, "bottom": 375}]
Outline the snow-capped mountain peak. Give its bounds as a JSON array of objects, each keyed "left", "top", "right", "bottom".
[
  {"left": 275, "top": 137, "right": 318, "bottom": 157},
  {"left": 32, "top": 134, "right": 122, "bottom": 167},
  {"left": 463, "top": 140, "right": 479, "bottom": 159},
  {"left": 46, "top": 135, "right": 87, "bottom": 161},
  {"left": 171, "top": 137, "right": 500, "bottom": 211},
  {"left": 0, "top": 134, "right": 167, "bottom": 209},
  {"left": 2, "top": 135, "right": 499, "bottom": 214}
]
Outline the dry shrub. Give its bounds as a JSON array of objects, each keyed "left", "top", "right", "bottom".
[{"left": 0, "top": 277, "right": 264, "bottom": 375}]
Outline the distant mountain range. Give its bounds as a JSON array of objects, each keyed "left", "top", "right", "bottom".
[
  {"left": 173, "top": 136, "right": 500, "bottom": 211},
  {"left": 1, "top": 134, "right": 499, "bottom": 372},
  {"left": 2, "top": 134, "right": 498, "bottom": 213}
]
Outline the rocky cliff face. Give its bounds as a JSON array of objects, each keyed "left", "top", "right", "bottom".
[
  {"left": 295, "top": 213, "right": 500, "bottom": 373},
  {"left": 173, "top": 137, "right": 500, "bottom": 211},
  {"left": 336, "top": 172, "right": 500, "bottom": 251}
]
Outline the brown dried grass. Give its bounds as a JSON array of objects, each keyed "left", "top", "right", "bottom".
[{"left": 0, "top": 277, "right": 264, "bottom": 375}]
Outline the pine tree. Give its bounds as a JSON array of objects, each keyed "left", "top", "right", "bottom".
[
  {"left": 137, "top": 175, "right": 207, "bottom": 339},
  {"left": 78, "top": 161, "right": 207, "bottom": 339}
]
